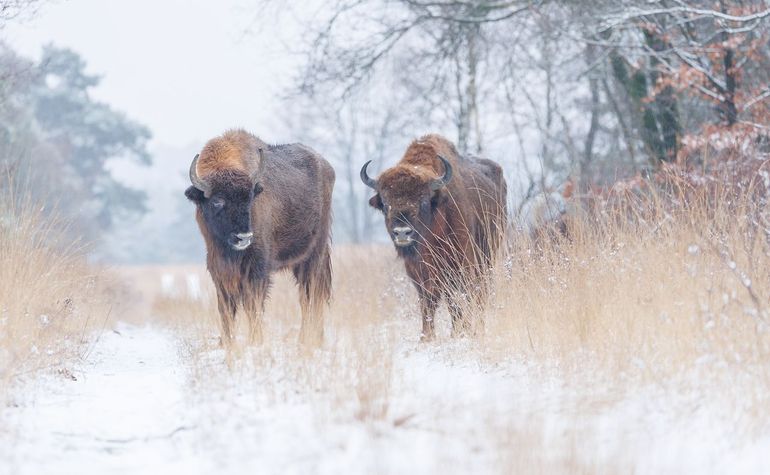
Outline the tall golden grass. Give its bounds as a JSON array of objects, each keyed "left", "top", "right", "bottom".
[
  {"left": 152, "top": 169, "right": 770, "bottom": 470},
  {"left": 0, "top": 189, "right": 115, "bottom": 394},
  {"left": 138, "top": 167, "right": 770, "bottom": 473},
  {"left": 152, "top": 245, "right": 402, "bottom": 420}
]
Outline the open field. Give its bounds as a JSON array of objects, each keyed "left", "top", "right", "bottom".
[
  {"left": 0, "top": 196, "right": 121, "bottom": 398},
  {"left": 3, "top": 1, "right": 770, "bottom": 472},
  {"left": 3, "top": 173, "right": 770, "bottom": 474},
  {"left": 3, "top": 208, "right": 770, "bottom": 473}
]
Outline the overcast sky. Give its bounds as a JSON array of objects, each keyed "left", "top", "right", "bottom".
[
  {"left": 4, "top": 0, "right": 303, "bottom": 151},
  {"left": 3, "top": 0, "right": 318, "bottom": 260}
]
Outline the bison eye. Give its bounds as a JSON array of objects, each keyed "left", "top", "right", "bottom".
[{"left": 211, "top": 198, "right": 225, "bottom": 209}]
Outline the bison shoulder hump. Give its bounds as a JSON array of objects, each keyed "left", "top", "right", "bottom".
[
  {"left": 296, "top": 144, "right": 335, "bottom": 183},
  {"left": 476, "top": 158, "right": 503, "bottom": 181}
]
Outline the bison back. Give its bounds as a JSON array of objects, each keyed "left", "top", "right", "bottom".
[{"left": 256, "top": 144, "right": 335, "bottom": 267}]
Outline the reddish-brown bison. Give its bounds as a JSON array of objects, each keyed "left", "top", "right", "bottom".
[
  {"left": 361, "top": 134, "right": 507, "bottom": 340},
  {"left": 185, "top": 129, "right": 335, "bottom": 346}
]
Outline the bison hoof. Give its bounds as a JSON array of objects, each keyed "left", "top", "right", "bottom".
[
  {"left": 419, "top": 333, "right": 435, "bottom": 343},
  {"left": 299, "top": 328, "right": 324, "bottom": 348}
]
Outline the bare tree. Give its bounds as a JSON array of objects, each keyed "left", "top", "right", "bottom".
[
  {"left": 284, "top": 1, "right": 540, "bottom": 151},
  {"left": 278, "top": 85, "right": 410, "bottom": 243},
  {"left": 591, "top": 1, "right": 770, "bottom": 131},
  {"left": 0, "top": 0, "right": 45, "bottom": 25},
  {"left": 252, "top": 0, "right": 770, "bottom": 223}
]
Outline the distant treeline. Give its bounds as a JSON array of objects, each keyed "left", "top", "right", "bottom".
[{"left": 265, "top": 0, "right": 770, "bottom": 242}]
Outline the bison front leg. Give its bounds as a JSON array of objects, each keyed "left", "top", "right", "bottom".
[
  {"left": 416, "top": 286, "right": 439, "bottom": 342},
  {"left": 216, "top": 285, "right": 237, "bottom": 346},
  {"left": 294, "top": 248, "right": 331, "bottom": 347}
]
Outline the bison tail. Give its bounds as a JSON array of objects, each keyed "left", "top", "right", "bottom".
[{"left": 295, "top": 244, "right": 332, "bottom": 346}]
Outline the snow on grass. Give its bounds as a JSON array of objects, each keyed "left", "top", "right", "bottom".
[
  {"left": 1, "top": 323, "right": 201, "bottom": 474},
  {"left": 1, "top": 321, "right": 769, "bottom": 474},
  {"left": 4, "top": 208, "right": 770, "bottom": 474}
]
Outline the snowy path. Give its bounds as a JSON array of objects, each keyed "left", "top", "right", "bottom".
[
  {"left": 1, "top": 324, "right": 201, "bottom": 475},
  {"left": 2, "top": 323, "right": 770, "bottom": 474}
]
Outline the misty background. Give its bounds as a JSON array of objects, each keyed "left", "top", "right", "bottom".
[
  {"left": 2, "top": 0, "right": 308, "bottom": 263},
  {"left": 2, "top": 0, "right": 768, "bottom": 263}
]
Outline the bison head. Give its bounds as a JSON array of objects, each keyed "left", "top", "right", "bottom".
[
  {"left": 361, "top": 156, "right": 453, "bottom": 253},
  {"left": 185, "top": 153, "right": 264, "bottom": 253}
]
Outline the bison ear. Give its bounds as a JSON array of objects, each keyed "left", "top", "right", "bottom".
[
  {"left": 368, "top": 194, "right": 383, "bottom": 211},
  {"left": 253, "top": 182, "right": 264, "bottom": 196},
  {"left": 185, "top": 186, "right": 205, "bottom": 204}
]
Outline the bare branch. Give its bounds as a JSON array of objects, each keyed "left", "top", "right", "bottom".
[
  {"left": 743, "top": 87, "right": 770, "bottom": 112},
  {"left": 598, "top": 4, "right": 770, "bottom": 33}
]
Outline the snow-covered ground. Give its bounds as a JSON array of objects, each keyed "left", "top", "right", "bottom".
[
  {"left": 2, "top": 322, "right": 769, "bottom": 474},
  {"left": 0, "top": 325, "right": 201, "bottom": 474}
]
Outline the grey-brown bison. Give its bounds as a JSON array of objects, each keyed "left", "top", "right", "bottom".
[
  {"left": 361, "top": 134, "right": 507, "bottom": 340},
  {"left": 185, "top": 129, "right": 335, "bottom": 346}
]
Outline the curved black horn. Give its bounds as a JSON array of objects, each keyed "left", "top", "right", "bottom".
[
  {"left": 430, "top": 155, "right": 453, "bottom": 191},
  {"left": 360, "top": 160, "right": 378, "bottom": 190},
  {"left": 189, "top": 154, "right": 212, "bottom": 198}
]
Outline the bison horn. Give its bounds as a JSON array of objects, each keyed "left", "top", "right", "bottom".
[
  {"left": 360, "top": 160, "right": 378, "bottom": 190},
  {"left": 189, "top": 154, "right": 212, "bottom": 198},
  {"left": 430, "top": 155, "right": 453, "bottom": 191}
]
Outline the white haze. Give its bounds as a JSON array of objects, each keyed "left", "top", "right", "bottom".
[
  {"left": 4, "top": 0, "right": 322, "bottom": 262},
  {"left": 5, "top": 0, "right": 306, "bottom": 149},
  {"left": 3, "top": 0, "right": 551, "bottom": 261}
]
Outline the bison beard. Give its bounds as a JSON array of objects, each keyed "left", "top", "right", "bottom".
[
  {"left": 185, "top": 129, "right": 335, "bottom": 347},
  {"left": 362, "top": 134, "right": 507, "bottom": 341}
]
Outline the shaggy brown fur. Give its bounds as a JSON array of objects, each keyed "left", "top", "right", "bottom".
[
  {"left": 186, "top": 129, "right": 335, "bottom": 346},
  {"left": 365, "top": 134, "right": 507, "bottom": 340}
]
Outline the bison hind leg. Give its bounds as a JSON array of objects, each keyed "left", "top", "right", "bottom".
[
  {"left": 448, "top": 300, "right": 483, "bottom": 338},
  {"left": 215, "top": 285, "right": 238, "bottom": 346},
  {"left": 293, "top": 245, "right": 332, "bottom": 347},
  {"left": 447, "top": 276, "right": 488, "bottom": 339}
]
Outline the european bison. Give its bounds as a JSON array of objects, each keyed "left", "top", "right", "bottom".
[
  {"left": 361, "top": 134, "right": 507, "bottom": 340},
  {"left": 185, "top": 129, "right": 335, "bottom": 346}
]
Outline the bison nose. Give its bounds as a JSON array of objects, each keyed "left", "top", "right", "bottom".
[
  {"left": 393, "top": 226, "right": 413, "bottom": 238},
  {"left": 229, "top": 232, "right": 253, "bottom": 251},
  {"left": 392, "top": 226, "right": 414, "bottom": 246}
]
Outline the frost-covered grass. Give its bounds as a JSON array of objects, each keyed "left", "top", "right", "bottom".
[
  {"left": 145, "top": 196, "right": 770, "bottom": 471},
  {"left": 144, "top": 181, "right": 770, "bottom": 472},
  {"left": 490, "top": 211, "right": 770, "bottom": 411},
  {"left": 0, "top": 191, "right": 115, "bottom": 397},
  {"left": 5, "top": 178, "right": 768, "bottom": 472}
]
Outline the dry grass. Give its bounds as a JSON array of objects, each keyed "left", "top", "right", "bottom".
[
  {"left": 0, "top": 192, "right": 117, "bottom": 396},
  {"left": 492, "top": 184, "right": 770, "bottom": 398},
  {"left": 149, "top": 179, "right": 770, "bottom": 471},
  {"left": 151, "top": 245, "right": 404, "bottom": 424}
]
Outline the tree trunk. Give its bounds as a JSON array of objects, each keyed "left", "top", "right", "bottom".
[
  {"left": 609, "top": 28, "right": 681, "bottom": 165},
  {"left": 581, "top": 43, "right": 600, "bottom": 188},
  {"left": 720, "top": 0, "right": 738, "bottom": 126}
]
